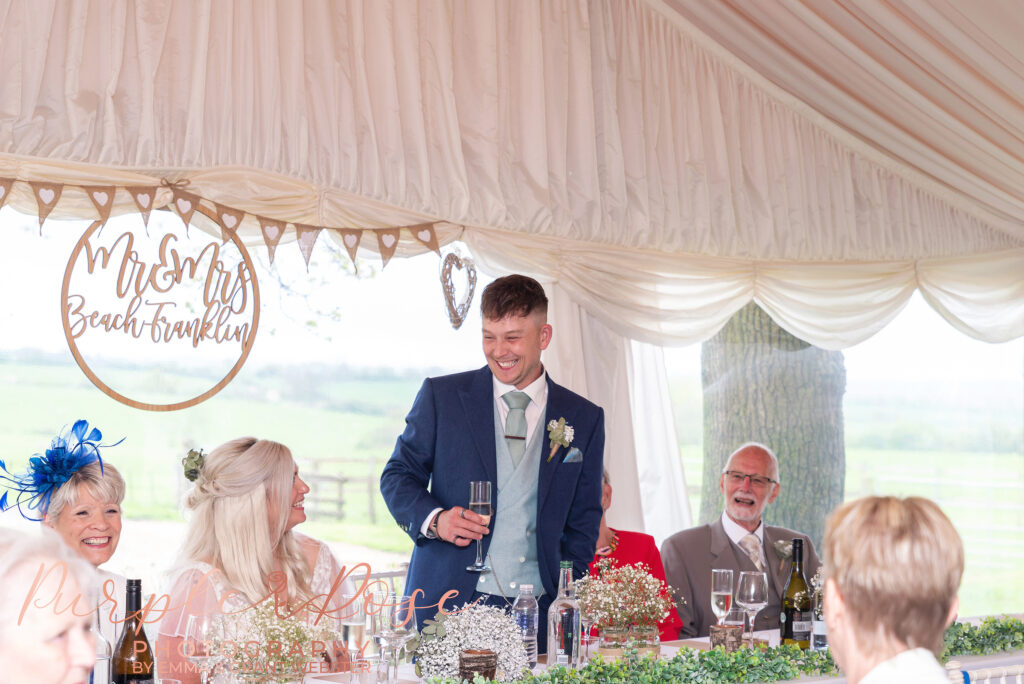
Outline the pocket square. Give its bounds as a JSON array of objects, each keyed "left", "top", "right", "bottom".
[{"left": 562, "top": 447, "right": 583, "bottom": 463}]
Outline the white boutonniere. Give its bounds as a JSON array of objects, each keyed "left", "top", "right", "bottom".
[
  {"left": 774, "top": 539, "right": 793, "bottom": 574},
  {"left": 546, "top": 417, "right": 574, "bottom": 462}
]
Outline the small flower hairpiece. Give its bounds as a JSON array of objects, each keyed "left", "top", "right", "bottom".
[
  {"left": 182, "top": 448, "right": 206, "bottom": 482},
  {"left": 0, "top": 419, "right": 124, "bottom": 521}
]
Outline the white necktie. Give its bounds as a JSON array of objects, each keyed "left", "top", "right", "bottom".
[{"left": 739, "top": 534, "right": 765, "bottom": 572}]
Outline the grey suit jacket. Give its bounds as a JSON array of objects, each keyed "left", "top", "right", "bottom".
[{"left": 660, "top": 518, "right": 821, "bottom": 638}]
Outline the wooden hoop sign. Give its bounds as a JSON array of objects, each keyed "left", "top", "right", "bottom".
[{"left": 61, "top": 214, "right": 260, "bottom": 411}]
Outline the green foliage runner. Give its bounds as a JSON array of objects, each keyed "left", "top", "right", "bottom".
[
  {"left": 943, "top": 616, "right": 1024, "bottom": 660},
  {"left": 423, "top": 617, "right": 1024, "bottom": 684}
]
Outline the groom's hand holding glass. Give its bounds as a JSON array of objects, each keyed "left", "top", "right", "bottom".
[{"left": 430, "top": 502, "right": 491, "bottom": 548}]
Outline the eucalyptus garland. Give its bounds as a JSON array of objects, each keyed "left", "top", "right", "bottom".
[
  {"left": 425, "top": 645, "right": 836, "bottom": 683},
  {"left": 942, "top": 616, "right": 1024, "bottom": 660},
  {"left": 424, "top": 616, "right": 1024, "bottom": 684}
]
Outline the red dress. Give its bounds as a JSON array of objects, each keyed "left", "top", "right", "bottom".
[{"left": 588, "top": 528, "right": 683, "bottom": 642}]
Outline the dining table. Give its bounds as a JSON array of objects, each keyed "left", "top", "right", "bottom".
[{"left": 302, "top": 630, "right": 1024, "bottom": 684}]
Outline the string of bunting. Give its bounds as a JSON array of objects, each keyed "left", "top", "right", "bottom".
[{"left": 0, "top": 176, "right": 443, "bottom": 268}]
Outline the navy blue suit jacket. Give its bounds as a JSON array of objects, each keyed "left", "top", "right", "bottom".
[{"left": 380, "top": 366, "right": 605, "bottom": 627}]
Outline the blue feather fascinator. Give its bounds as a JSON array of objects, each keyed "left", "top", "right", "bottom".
[{"left": 0, "top": 419, "right": 124, "bottom": 521}]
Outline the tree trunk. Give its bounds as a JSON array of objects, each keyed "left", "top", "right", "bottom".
[{"left": 700, "top": 302, "right": 846, "bottom": 551}]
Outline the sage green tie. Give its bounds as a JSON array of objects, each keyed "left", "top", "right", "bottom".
[{"left": 502, "top": 391, "right": 530, "bottom": 466}]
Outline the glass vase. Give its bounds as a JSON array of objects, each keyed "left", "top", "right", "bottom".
[{"left": 596, "top": 625, "right": 660, "bottom": 658}]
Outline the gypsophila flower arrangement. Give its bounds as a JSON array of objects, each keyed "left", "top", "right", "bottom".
[
  {"left": 223, "top": 600, "right": 341, "bottom": 684},
  {"left": 575, "top": 559, "right": 675, "bottom": 630},
  {"left": 410, "top": 604, "right": 528, "bottom": 682}
]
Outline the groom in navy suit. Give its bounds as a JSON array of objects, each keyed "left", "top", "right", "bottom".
[{"left": 380, "top": 275, "right": 605, "bottom": 651}]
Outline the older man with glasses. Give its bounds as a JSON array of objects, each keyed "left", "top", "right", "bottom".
[{"left": 661, "top": 442, "right": 821, "bottom": 637}]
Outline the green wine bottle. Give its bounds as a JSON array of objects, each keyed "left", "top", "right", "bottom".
[
  {"left": 112, "top": 579, "right": 155, "bottom": 683},
  {"left": 780, "top": 538, "right": 811, "bottom": 649}
]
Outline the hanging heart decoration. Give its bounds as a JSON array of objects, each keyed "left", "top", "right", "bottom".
[{"left": 440, "top": 251, "right": 477, "bottom": 330}]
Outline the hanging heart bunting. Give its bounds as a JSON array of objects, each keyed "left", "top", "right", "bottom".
[
  {"left": 376, "top": 228, "right": 401, "bottom": 267},
  {"left": 127, "top": 186, "right": 157, "bottom": 228},
  {"left": 29, "top": 181, "right": 64, "bottom": 231},
  {"left": 83, "top": 185, "right": 116, "bottom": 224},
  {"left": 0, "top": 178, "right": 13, "bottom": 209},
  {"left": 409, "top": 222, "right": 441, "bottom": 255},
  {"left": 335, "top": 228, "right": 362, "bottom": 263},
  {"left": 258, "top": 216, "right": 286, "bottom": 264},
  {"left": 169, "top": 186, "right": 200, "bottom": 231},
  {"left": 214, "top": 203, "right": 246, "bottom": 243},
  {"left": 295, "top": 224, "right": 322, "bottom": 268},
  {"left": 440, "top": 251, "right": 477, "bottom": 330}
]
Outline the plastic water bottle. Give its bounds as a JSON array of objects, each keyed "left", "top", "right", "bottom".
[{"left": 512, "top": 583, "right": 539, "bottom": 668}]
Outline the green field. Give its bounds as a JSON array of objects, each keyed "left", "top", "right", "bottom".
[{"left": 2, "top": 355, "right": 1021, "bottom": 618}]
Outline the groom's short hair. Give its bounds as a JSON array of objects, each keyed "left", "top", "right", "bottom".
[{"left": 482, "top": 274, "right": 548, "bottom": 320}]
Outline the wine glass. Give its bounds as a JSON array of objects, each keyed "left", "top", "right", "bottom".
[
  {"left": 370, "top": 593, "right": 415, "bottom": 684},
  {"left": 91, "top": 605, "right": 112, "bottom": 684},
  {"left": 338, "top": 593, "right": 368, "bottom": 652},
  {"left": 466, "top": 481, "right": 492, "bottom": 572},
  {"left": 579, "top": 601, "right": 597, "bottom": 661},
  {"left": 735, "top": 571, "right": 768, "bottom": 645},
  {"left": 710, "top": 568, "right": 734, "bottom": 625},
  {"left": 184, "top": 613, "right": 225, "bottom": 684}
]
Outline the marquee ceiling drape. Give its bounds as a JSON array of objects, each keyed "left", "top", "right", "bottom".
[{"left": 0, "top": 0, "right": 1021, "bottom": 348}]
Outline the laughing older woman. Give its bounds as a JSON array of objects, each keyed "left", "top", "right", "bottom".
[{"left": 1, "top": 419, "right": 127, "bottom": 647}]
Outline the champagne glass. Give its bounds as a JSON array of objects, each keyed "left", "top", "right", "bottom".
[
  {"left": 710, "top": 569, "right": 734, "bottom": 625},
  {"left": 466, "top": 481, "right": 492, "bottom": 572},
  {"left": 735, "top": 571, "right": 768, "bottom": 645},
  {"left": 370, "top": 593, "right": 415, "bottom": 684},
  {"left": 184, "top": 613, "right": 225, "bottom": 684}
]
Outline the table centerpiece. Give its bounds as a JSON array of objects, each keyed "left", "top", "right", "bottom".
[
  {"left": 220, "top": 600, "right": 343, "bottom": 684},
  {"left": 575, "top": 558, "right": 675, "bottom": 658},
  {"left": 408, "top": 603, "right": 529, "bottom": 682}
]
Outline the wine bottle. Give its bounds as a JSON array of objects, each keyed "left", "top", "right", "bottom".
[
  {"left": 112, "top": 579, "right": 155, "bottom": 683},
  {"left": 546, "top": 560, "right": 581, "bottom": 668},
  {"left": 779, "top": 538, "right": 811, "bottom": 649},
  {"left": 811, "top": 576, "right": 828, "bottom": 651}
]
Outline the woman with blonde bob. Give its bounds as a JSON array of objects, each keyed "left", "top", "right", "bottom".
[
  {"left": 1, "top": 419, "right": 127, "bottom": 648},
  {"left": 158, "top": 437, "right": 354, "bottom": 683},
  {"left": 0, "top": 527, "right": 97, "bottom": 684},
  {"left": 823, "top": 496, "right": 963, "bottom": 684}
]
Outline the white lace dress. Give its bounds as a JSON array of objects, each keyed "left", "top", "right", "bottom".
[{"left": 158, "top": 534, "right": 356, "bottom": 682}]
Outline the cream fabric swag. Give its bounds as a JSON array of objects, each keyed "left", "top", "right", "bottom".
[
  {"left": 0, "top": 0, "right": 1020, "bottom": 350},
  {"left": 2, "top": 0, "right": 1021, "bottom": 538}
]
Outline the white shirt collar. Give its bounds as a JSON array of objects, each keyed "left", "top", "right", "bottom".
[
  {"left": 721, "top": 511, "right": 764, "bottom": 548},
  {"left": 492, "top": 369, "right": 548, "bottom": 408}
]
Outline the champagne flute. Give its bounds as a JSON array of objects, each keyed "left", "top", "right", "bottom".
[
  {"left": 735, "top": 571, "right": 768, "bottom": 645},
  {"left": 466, "top": 481, "right": 492, "bottom": 572},
  {"left": 184, "top": 613, "right": 225, "bottom": 684},
  {"left": 710, "top": 568, "right": 734, "bottom": 625},
  {"left": 370, "top": 593, "right": 415, "bottom": 684}
]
